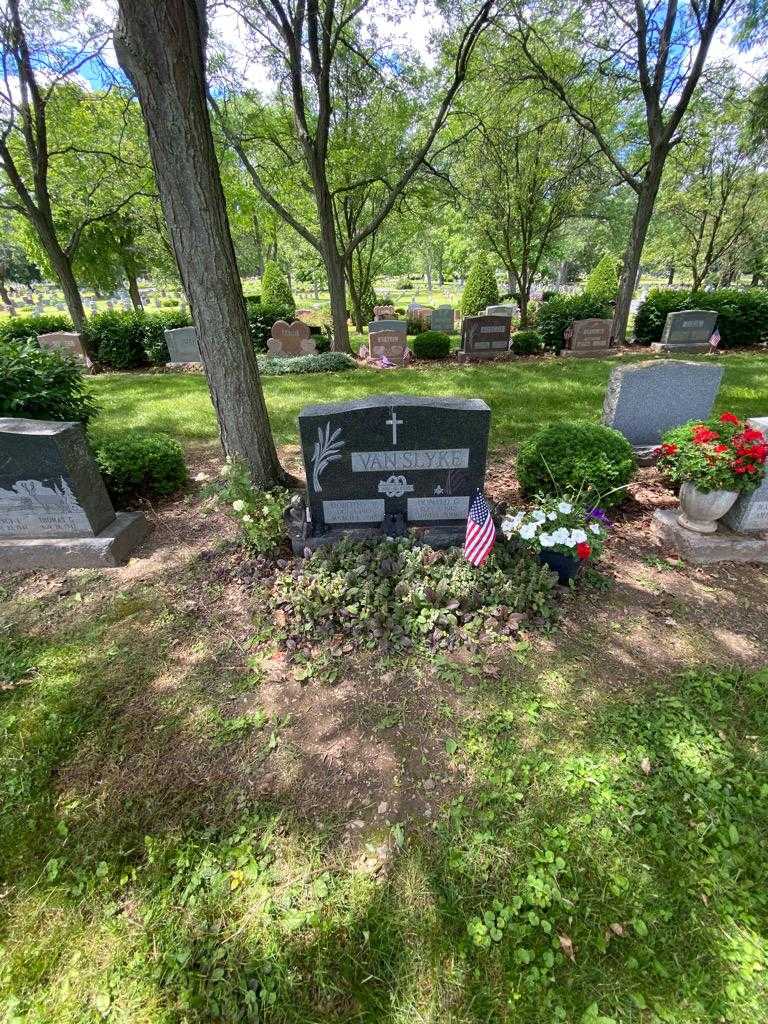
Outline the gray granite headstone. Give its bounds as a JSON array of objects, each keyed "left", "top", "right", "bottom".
[
  {"left": 485, "top": 305, "right": 517, "bottom": 317},
  {"left": 296, "top": 395, "right": 490, "bottom": 548},
  {"left": 165, "top": 326, "right": 201, "bottom": 363},
  {"left": 725, "top": 417, "right": 768, "bottom": 533},
  {"left": 431, "top": 306, "right": 455, "bottom": 333},
  {"left": 460, "top": 315, "right": 511, "bottom": 359},
  {"left": 37, "top": 332, "right": 91, "bottom": 368},
  {"left": 602, "top": 359, "right": 724, "bottom": 448},
  {"left": 0, "top": 418, "right": 153, "bottom": 567},
  {"left": 0, "top": 419, "right": 113, "bottom": 539},
  {"left": 652, "top": 310, "right": 717, "bottom": 353},
  {"left": 368, "top": 319, "right": 407, "bottom": 335}
]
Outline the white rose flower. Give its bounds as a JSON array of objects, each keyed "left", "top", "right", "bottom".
[
  {"left": 563, "top": 531, "right": 577, "bottom": 548},
  {"left": 589, "top": 523, "right": 602, "bottom": 535},
  {"left": 519, "top": 523, "right": 538, "bottom": 540},
  {"left": 571, "top": 528, "right": 588, "bottom": 544},
  {"left": 547, "top": 511, "right": 558, "bottom": 521},
  {"left": 232, "top": 499, "right": 245, "bottom": 512},
  {"left": 539, "top": 532, "right": 555, "bottom": 547},
  {"left": 501, "top": 512, "right": 523, "bottom": 537},
  {"left": 557, "top": 501, "right": 573, "bottom": 514},
  {"left": 551, "top": 527, "right": 570, "bottom": 545},
  {"left": 532, "top": 510, "right": 547, "bottom": 523}
]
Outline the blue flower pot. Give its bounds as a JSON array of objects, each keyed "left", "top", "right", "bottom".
[{"left": 538, "top": 549, "right": 582, "bottom": 585}]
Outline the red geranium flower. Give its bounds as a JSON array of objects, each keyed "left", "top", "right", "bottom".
[
  {"left": 713, "top": 444, "right": 729, "bottom": 453},
  {"left": 742, "top": 428, "right": 765, "bottom": 442},
  {"left": 692, "top": 426, "right": 720, "bottom": 444},
  {"left": 720, "top": 412, "right": 740, "bottom": 425},
  {"left": 660, "top": 442, "right": 678, "bottom": 456},
  {"left": 576, "top": 542, "right": 591, "bottom": 560}
]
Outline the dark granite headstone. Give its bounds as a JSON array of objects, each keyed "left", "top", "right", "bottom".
[
  {"left": 431, "top": 305, "right": 455, "bottom": 333},
  {"left": 725, "top": 416, "right": 768, "bottom": 533},
  {"left": 459, "top": 315, "right": 511, "bottom": 360},
  {"left": 165, "top": 326, "right": 202, "bottom": 363},
  {"left": 652, "top": 310, "right": 717, "bottom": 353},
  {"left": 0, "top": 418, "right": 152, "bottom": 567},
  {"left": 602, "top": 359, "right": 724, "bottom": 449},
  {"left": 368, "top": 319, "right": 407, "bottom": 335},
  {"left": 296, "top": 395, "right": 490, "bottom": 550},
  {"left": 37, "top": 331, "right": 92, "bottom": 368},
  {"left": 566, "top": 318, "right": 614, "bottom": 356}
]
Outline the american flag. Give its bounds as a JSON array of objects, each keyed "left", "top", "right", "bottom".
[
  {"left": 464, "top": 489, "right": 496, "bottom": 566},
  {"left": 709, "top": 327, "right": 721, "bottom": 350}
]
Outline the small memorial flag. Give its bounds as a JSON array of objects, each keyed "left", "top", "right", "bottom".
[
  {"left": 464, "top": 489, "right": 496, "bottom": 566},
  {"left": 709, "top": 327, "right": 721, "bottom": 350}
]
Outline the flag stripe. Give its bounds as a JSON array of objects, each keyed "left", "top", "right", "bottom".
[{"left": 463, "top": 488, "right": 496, "bottom": 566}]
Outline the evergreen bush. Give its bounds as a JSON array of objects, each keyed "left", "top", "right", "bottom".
[
  {"left": 633, "top": 288, "right": 768, "bottom": 348},
  {"left": 584, "top": 254, "right": 620, "bottom": 303},
  {"left": 0, "top": 340, "right": 98, "bottom": 422},
  {"left": 90, "top": 432, "right": 188, "bottom": 503},
  {"left": 260, "top": 261, "right": 295, "bottom": 317},
  {"left": 511, "top": 329, "right": 545, "bottom": 355},
  {"left": 537, "top": 293, "right": 612, "bottom": 351},
  {"left": 517, "top": 421, "right": 635, "bottom": 509},
  {"left": 460, "top": 254, "right": 499, "bottom": 316},
  {"left": 0, "top": 313, "right": 73, "bottom": 345},
  {"left": 412, "top": 331, "right": 451, "bottom": 359}
]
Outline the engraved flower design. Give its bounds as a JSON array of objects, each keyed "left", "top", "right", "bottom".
[{"left": 311, "top": 422, "right": 344, "bottom": 492}]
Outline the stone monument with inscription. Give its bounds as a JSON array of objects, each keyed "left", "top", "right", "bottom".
[
  {"left": 430, "top": 305, "right": 455, "bottom": 333},
  {"left": 367, "top": 330, "right": 409, "bottom": 366},
  {"left": 602, "top": 359, "right": 723, "bottom": 455},
  {"left": 37, "top": 332, "right": 92, "bottom": 369},
  {"left": 564, "top": 318, "right": 614, "bottom": 356},
  {"left": 291, "top": 395, "right": 490, "bottom": 552},
  {"left": 0, "top": 418, "right": 152, "bottom": 568},
  {"left": 165, "top": 326, "right": 202, "bottom": 364},
  {"left": 459, "top": 315, "right": 511, "bottom": 360},
  {"left": 368, "top": 319, "right": 407, "bottom": 336},
  {"left": 725, "top": 416, "right": 768, "bottom": 533},
  {"left": 651, "top": 310, "right": 717, "bottom": 353},
  {"left": 267, "top": 320, "right": 317, "bottom": 357}
]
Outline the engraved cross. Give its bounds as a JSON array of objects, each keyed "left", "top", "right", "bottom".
[{"left": 385, "top": 408, "right": 403, "bottom": 446}]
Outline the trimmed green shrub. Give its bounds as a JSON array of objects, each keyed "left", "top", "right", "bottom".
[
  {"left": 246, "top": 298, "right": 294, "bottom": 351},
  {"left": 271, "top": 537, "right": 557, "bottom": 653},
  {"left": 260, "top": 261, "right": 295, "bottom": 317},
  {"left": 90, "top": 431, "right": 187, "bottom": 503},
  {"left": 537, "top": 292, "right": 612, "bottom": 352},
  {"left": 511, "top": 329, "right": 544, "bottom": 355},
  {"left": 0, "top": 340, "right": 98, "bottom": 422},
  {"left": 0, "top": 313, "right": 73, "bottom": 345},
  {"left": 256, "top": 352, "right": 356, "bottom": 375},
  {"left": 460, "top": 253, "right": 499, "bottom": 316},
  {"left": 633, "top": 288, "right": 768, "bottom": 348},
  {"left": 585, "top": 254, "right": 620, "bottom": 302},
  {"left": 413, "top": 330, "right": 451, "bottom": 359},
  {"left": 517, "top": 421, "right": 635, "bottom": 508},
  {"left": 85, "top": 310, "right": 147, "bottom": 369}
]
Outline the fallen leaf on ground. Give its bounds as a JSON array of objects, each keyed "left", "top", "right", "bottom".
[
  {"left": 559, "top": 933, "right": 576, "bottom": 963},
  {"left": 640, "top": 757, "right": 652, "bottom": 775}
]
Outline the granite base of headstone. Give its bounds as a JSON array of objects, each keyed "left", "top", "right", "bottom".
[
  {"left": 165, "top": 326, "right": 202, "bottom": 365},
  {"left": 563, "top": 318, "right": 615, "bottom": 357},
  {"left": 289, "top": 395, "right": 490, "bottom": 554},
  {"left": 0, "top": 418, "right": 152, "bottom": 569},
  {"left": 459, "top": 315, "right": 511, "bottom": 360},
  {"left": 602, "top": 359, "right": 724, "bottom": 459},
  {"left": 651, "top": 310, "right": 717, "bottom": 353},
  {"left": 267, "top": 320, "right": 317, "bottom": 357},
  {"left": 37, "top": 332, "right": 92, "bottom": 368},
  {"left": 724, "top": 417, "right": 768, "bottom": 533},
  {"left": 652, "top": 509, "right": 768, "bottom": 564}
]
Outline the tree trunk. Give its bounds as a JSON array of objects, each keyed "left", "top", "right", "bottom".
[
  {"left": 33, "top": 215, "right": 87, "bottom": 335},
  {"left": 425, "top": 260, "right": 432, "bottom": 292},
  {"left": 322, "top": 235, "right": 350, "bottom": 352},
  {"left": 252, "top": 214, "right": 265, "bottom": 276},
  {"left": 114, "top": 0, "right": 285, "bottom": 488},
  {"left": 126, "top": 267, "right": 143, "bottom": 310},
  {"left": 613, "top": 166, "right": 664, "bottom": 345},
  {"left": 0, "top": 274, "right": 16, "bottom": 315},
  {"left": 667, "top": 264, "right": 675, "bottom": 285},
  {"left": 518, "top": 289, "right": 529, "bottom": 328}
]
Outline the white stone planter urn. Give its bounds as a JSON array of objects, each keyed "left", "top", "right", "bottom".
[{"left": 678, "top": 481, "right": 739, "bottom": 534}]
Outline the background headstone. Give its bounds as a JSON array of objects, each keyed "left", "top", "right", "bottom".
[
  {"left": 725, "top": 416, "right": 768, "bottom": 533},
  {"left": 165, "top": 326, "right": 202, "bottom": 364},
  {"left": 374, "top": 304, "right": 395, "bottom": 320},
  {"left": 0, "top": 418, "right": 151, "bottom": 567},
  {"left": 602, "top": 359, "right": 724, "bottom": 449},
  {"left": 297, "top": 395, "right": 491, "bottom": 548},
  {"left": 267, "top": 320, "right": 317, "bottom": 357},
  {"left": 369, "top": 319, "right": 407, "bottom": 335},
  {"left": 485, "top": 304, "right": 517, "bottom": 317},
  {"left": 430, "top": 306, "right": 455, "bottom": 333},
  {"left": 460, "top": 315, "right": 511, "bottom": 359},
  {"left": 37, "top": 332, "right": 92, "bottom": 368},
  {"left": 652, "top": 310, "right": 717, "bottom": 353},
  {"left": 368, "top": 330, "right": 409, "bottom": 366},
  {"left": 566, "top": 318, "right": 614, "bottom": 356}
]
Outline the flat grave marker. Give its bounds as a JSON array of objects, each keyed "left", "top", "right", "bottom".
[{"left": 564, "top": 318, "right": 614, "bottom": 357}]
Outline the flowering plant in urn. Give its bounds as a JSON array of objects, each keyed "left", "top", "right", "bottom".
[
  {"left": 657, "top": 413, "right": 768, "bottom": 494},
  {"left": 501, "top": 497, "right": 609, "bottom": 581}
]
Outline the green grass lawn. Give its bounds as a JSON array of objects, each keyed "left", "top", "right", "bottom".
[{"left": 89, "top": 352, "right": 768, "bottom": 452}]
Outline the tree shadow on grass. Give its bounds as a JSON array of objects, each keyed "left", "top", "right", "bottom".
[{"left": 2, "top": 569, "right": 768, "bottom": 1022}]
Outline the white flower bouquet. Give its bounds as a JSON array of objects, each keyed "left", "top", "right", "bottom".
[{"left": 501, "top": 497, "right": 609, "bottom": 566}]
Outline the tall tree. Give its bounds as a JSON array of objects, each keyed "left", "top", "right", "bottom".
[
  {"left": 505, "top": 0, "right": 739, "bottom": 342},
  {"left": 211, "top": 0, "right": 493, "bottom": 351},
  {"left": 114, "top": 0, "right": 286, "bottom": 488}
]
